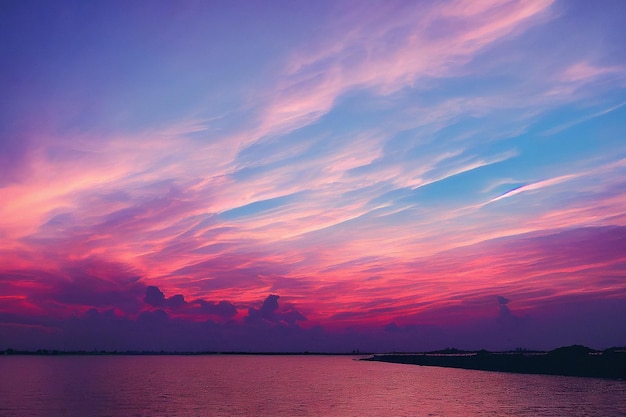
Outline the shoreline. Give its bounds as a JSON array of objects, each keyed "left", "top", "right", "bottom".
[{"left": 363, "top": 345, "right": 626, "bottom": 380}]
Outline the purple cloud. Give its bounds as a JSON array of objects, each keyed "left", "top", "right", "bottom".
[{"left": 1, "top": 0, "right": 625, "bottom": 354}]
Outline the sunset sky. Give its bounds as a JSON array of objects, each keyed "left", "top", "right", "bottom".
[{"left": 1, "top": 0, "right": 625, "bottom": 352}]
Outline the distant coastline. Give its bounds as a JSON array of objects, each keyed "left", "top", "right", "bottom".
[
  {"left": 0, "top": 349, "right": 360, "bottom": 356},
  {"left": 363, "top": 345, "right": 626, "bottom": 380},
  {"left": 3, "top": 345, "right": 625, "bottom": 380}
]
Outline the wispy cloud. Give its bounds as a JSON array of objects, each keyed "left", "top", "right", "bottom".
[
  {"left": 542, "top": 101, "right": 626, "bottom": 136},
  {"left": 1, "top": 0, "right": 625, "bottom": 351},
  {"left": 487, "top": 174, "right": 578, "bottom": 203}
]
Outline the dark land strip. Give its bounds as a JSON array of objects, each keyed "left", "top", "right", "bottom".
[
  {"left": 363, "top": 345, "right": 626, "bottom": 380},
  {"left": 3, "top": 344, "right": 625, "bottom": 379}
]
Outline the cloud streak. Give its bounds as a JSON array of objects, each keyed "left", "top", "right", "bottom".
[{"left": 1, "top": 0, "right": 625, "bottom": 351}]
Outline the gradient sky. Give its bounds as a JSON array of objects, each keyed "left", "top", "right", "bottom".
[{"left": 1, "top": 0, "right": 625, "bottom": 352}]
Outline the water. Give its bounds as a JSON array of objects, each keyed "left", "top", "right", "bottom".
[{"left": 0, "top": 355, "right": 624, "bottom": 417}]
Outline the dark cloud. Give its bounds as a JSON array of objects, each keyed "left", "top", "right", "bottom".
[
  {"left": 137, "top": 309, "right": 169, "bottom": 325},
  {"left": 249, "top": 294, "right": 280, "bottom": 319},
  {"left": 497, "top": 296, "right": 512, "bottom": 317},
  {"left": 1, "top": 295, "right": 625, "bottom": 353},
  {"left": 0, "top": 294, "right": 310, "bottom": 352},
  {"left": 168, "top": 294, "right": 186, "bottom": 309},
  {"left": 495, "top": 295, "right": 526, "bottom": 324},
  {"left": 197, "top": 300, "right": 237, "bottom": 320},
  {"left": 2, "top": 227, "right": 626, "bottom": 352},
  {"left": 384, "top": 322, "right": 401, "bottom": 333},
  {"left": 144, "top": 287, "right": 188, "bottom": 309},
  {"left": 143, "top": 285, "right": 237, "bottom": 321},
  {"left": 144, "top": 286, "right": 166, "bottom": 307},
  {"left": 247, "top": 294, "right": 306, "bottom": 327}
]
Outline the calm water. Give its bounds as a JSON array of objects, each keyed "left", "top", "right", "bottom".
[{"left": 1, "top": 355, "right": 625, "bottom": 417}]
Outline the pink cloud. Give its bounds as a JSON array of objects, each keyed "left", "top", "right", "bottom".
[
  {"left": 255, "top": 0, "right": 554, "bottom": 139},
  {"left": 1, "top": 0, "right": 624, "bottom": 353},
  {"left": 487, "top": 174, "right": 578, "bottom": 203},
  {"left": 562, "top": 61, "right": 625, "bottom": 83}
]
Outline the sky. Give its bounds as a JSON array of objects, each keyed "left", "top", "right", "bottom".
[{"left": 1, "top": 0, "right": 625, "bottom": 353}]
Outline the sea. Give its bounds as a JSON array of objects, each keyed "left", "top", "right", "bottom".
[{"left": 1, "top": 355, "right": 624, "bottom": 417}]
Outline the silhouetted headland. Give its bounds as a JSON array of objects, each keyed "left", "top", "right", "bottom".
[{"left": 364, "top": 345, "right": 626, "bottom": 379}]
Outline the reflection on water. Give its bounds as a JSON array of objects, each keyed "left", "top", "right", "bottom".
[{"left": 0, "top": 355, "right": 625, "bottom": 417}]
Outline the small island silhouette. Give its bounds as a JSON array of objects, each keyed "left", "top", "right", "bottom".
[{"left": 363, "top": 345, "right": 626, "bottom": 380}]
